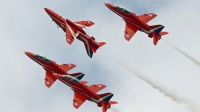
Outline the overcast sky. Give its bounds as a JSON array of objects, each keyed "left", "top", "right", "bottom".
[{"left": 0, "top": 0, "right": 200, "bottom": 112}]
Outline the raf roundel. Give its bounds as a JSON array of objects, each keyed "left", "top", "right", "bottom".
[
  {"left": 148, "top": 14, "right": 152, "bottom": 17},
  {"left": 126, "top": 34, "right": 130, "bottom": 38}
]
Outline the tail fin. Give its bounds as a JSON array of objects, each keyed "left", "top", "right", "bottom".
[
  {"left": 98, "top": 93, "right": 117, "bottom": 112},
  {"left": 149, "top": 24, "right": 164, "bottom": 34},
  {"left": 68, "top": 72, "right": 85, "bottom": 80},
  {"left": 98, "top": 92, "right": 114, "bottom": 103},
  {"left": 150, "top": 25, "right": 168, "bottom": 45},
  {"left": 160, "top": 31, "right": 169, "bottom": 36}
]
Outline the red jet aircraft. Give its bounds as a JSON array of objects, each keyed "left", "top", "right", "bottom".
[
  {"left": 105, "top": 3, "right": 168, "bottom": 45},
  {"left": 25, "top": 51, "right": 117, "bottom": 112},
  {"left": 44, "top": 8, "right": 106, "bottom": 58}
]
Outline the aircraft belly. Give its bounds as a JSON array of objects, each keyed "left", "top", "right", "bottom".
[
  {"left": 67, "top": 21, "right": 86, "bottom": 34},
  {"left": 74, "top": 84, "right": 101, "bottom": 103}
]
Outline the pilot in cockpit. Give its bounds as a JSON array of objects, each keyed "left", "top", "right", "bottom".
[
  {"left": 35, "top": 54, "right": 52, "bottom": 63},
  {"left": 114, "top": 5, "right": 132, "bottom": 14}
]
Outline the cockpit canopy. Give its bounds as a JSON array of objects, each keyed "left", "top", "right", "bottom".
[
  {"left": 34, "top": 54, "right": 52, "bottom": 63},
  {"left": 114, "top": 5, "right": 132, "bottom": 14}
]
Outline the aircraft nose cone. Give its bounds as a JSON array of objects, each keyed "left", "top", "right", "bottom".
[
  {"left": 24, "top": 51, "right": 30, "bottom": 56},
  {"left": 44, "top": 8, "right": 51, "bottom": 14},
  {"left": 105, "top": 3, "right": 112, "bottom": 7},
  {"left": 25, "top": 51, "right": 34, "bottom": 57}
]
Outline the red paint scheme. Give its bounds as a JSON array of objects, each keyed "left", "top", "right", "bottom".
[
  {"left": 105, "top": 3, "right": 168, "bottom": 45},
  {"left": 25, "top": 51, "right": 117, "bottom": 112},
  {"left": 44, "top": 8, "right": 106, "bottom": 58}
]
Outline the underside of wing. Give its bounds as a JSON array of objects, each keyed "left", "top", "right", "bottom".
[
  {"left": 66, "top": 24, "right": 75, "bottom": 44},
  {"left": 73, "top": 92, "right": 87, "bottom": 109},
  {"left": 138, "top": 13, "right": 157, "bottom": 23},
  {"left": 74, "top": 21, "right": 94, "bottom": 28},
  {"left": 44, "top": 70, "right": 57, "bottom": 88},
  {"left": 88, "top": 84, "right": 106, "bottom": 93},
  {"left": 59, "top": 63, "right": 76, "bottom": 72},
  {"left": 124, "top": 22, "right": 138, "bottom": 41}
]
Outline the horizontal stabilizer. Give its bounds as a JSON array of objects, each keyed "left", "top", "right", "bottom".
[
  {"left": 98, "top": 42, "right": 106, "bottom": 47},
  {"left": 69, "top": 72, "right": 85, "bottom": 80},
  {"left": 45, "top": 70, "right": 57, "bottom": 88},
  {"left": 59, "top": 63, "right": 76, "bottom": 72},
  {"left": 109, "top": 101, "right": 118, "bottom": 105},
  {"left": 88, "top": 84, "right": 106, "bottom": 93},
  {"left": 91, "top": 42, "right": 106, "bottom": 53},
  {"left": 160, "top": 31, "right": 169, "bottom": 36}
]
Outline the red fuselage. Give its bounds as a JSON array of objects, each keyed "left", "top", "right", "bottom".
[
  {"left": 55, "top": 74, "right": 109, "bottom": 107},
  {"left": 44, "top": 8, "right": 106, "bottom": 58},
  {"left": 25, "top": 51, "right": 109, "bottom": 107},
  {"left": 25, "top": 52, "right": 66, "bottom": 74},
  {"left": 105, "top": 3, "right": 153, "bottom": 35},
  {"left": 44, "top": 8, "right": 86, "bottom": 34}
]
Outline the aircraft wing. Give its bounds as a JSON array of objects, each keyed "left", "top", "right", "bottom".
[
  {"left": 73, "top": 91, "right": 87, "bottom": 109},
  {"left": 44, "top": 70, "right": 57, "bottom": 88},
  {"left": 124, "top": 22, "right": 138, "bottom": 41},
  {"left": 66, "top": 24, "right": 75, "bottom": 44},
  {"left": 74, "top": 21, "right": 94, "bottom": 28},
  {"left": 138, "top": 13, "right": 157, "bottom": 23},
  {"left": 59, "top": 63, "right": 76, "bottom": 72},
  {"left": 88, "top": 84, "right": 106, "bottom": 93}
]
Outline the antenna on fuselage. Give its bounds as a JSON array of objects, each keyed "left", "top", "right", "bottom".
[{"left": 40, "top": 6, "right": 44, "bottom": 9}]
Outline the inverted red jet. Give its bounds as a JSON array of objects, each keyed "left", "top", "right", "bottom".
[
  {"left": 44, "top": 8, "right": 106, "bottom": 58},
  {"left": 105, "top": 3, "right": 168, "bottom": 45},
  {"left": 25, "top": 51, "right": 117, "bottom": 112}
]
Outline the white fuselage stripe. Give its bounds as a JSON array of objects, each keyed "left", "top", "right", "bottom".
[
  {"left": 141, "top": 25, "right": 163, "bottom": 34},
  {"left": 79, "top": 35, "right": 91, "bottom": 57}
]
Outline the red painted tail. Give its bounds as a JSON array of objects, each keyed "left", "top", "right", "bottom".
[
  {"left": 98, "top": 92, "right": 118, "bottom": 112},
  {"left": 91, "top": 42, "right": 106, "bottom": 53},
  {"left": 153, "top": 31, "right": 169, "bottom": 45},
  {"left": 153, "top": 33, "right": 160, "bottom": 45},
  {"left": 102, "top": 102, "right": 108, "bottom": 112},
  {"left": 101, "top": 101, "right": 118, "bottom": 112},
  {"left": 160, "top": 31, "right": 168, "bottom": 36}
]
